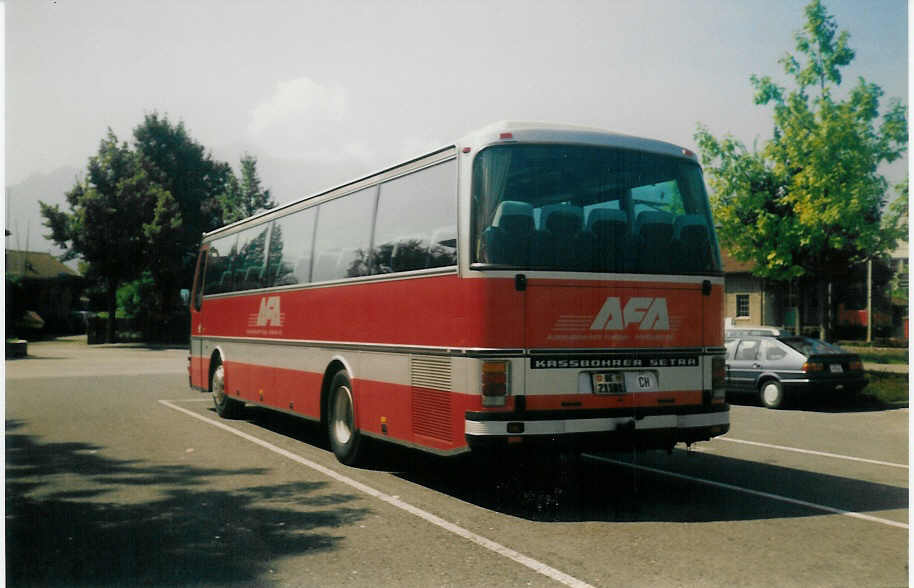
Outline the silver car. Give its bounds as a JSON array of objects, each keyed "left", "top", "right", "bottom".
[{"left": 724, "top": 335, "right": 867, "bottom": 408}]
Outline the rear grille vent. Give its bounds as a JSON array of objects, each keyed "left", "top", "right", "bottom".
[
  {"left": 410, "top": 356, "right": 452, "bottom": 391},
  {"left": 412, "top": 388, "right": 453, "bottom": 442},
  {"left": 411, "top": 356, "right": 453, "bottom": 443}
]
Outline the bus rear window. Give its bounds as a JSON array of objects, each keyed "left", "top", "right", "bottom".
[{"left": 471, "top": 144, "right": 721, "bottom": 275}]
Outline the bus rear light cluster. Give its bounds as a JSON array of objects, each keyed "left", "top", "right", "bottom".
[
  {"left": 482, "top": 360, "right": 510, "bottom": 406},
  {"left": 711, "top": 356, "right": 726, "bottom": 403}
]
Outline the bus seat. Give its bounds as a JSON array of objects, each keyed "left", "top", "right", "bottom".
[
  {"left": 539, "top": 204, "right": 586, "bottom": 269},
  {"left": 542, "top": 204, "right": 583, "bottom": 235},
  {"left": 673, "top": 215, "right": 712, "bottom": 273},
  {"left": 587, "top": 208, "right": 628, "bottom": 272},
  {"left": 636, "top": 210, "right": 674, "bottom": 273},
  {"left": 481, "top": 201, "right": 534, "bottom": 265}
]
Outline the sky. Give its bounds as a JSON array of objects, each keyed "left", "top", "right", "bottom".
[{"left": 4, "top": 0, "right": 909, "bottom": 254}]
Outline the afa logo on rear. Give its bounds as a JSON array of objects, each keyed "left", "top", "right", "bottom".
[{"left": 590, "top": 297, "right": 669, "bottom": 331}]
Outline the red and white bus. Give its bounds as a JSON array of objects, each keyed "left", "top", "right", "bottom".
[{"left": 188, "top": 121, "right": 729, "bottom": 465}]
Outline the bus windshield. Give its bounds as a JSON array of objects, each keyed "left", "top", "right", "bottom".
[{"left": 471, "top": 144, "right": 721, "bottom": 275}]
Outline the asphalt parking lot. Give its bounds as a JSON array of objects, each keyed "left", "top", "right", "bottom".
[{"left": 6, "top": 338, "right": 909, "bottom": 587}]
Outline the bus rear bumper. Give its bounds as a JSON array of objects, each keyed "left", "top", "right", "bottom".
[{"left": 464, "top": 405, "right": 729, "bottom": 451}]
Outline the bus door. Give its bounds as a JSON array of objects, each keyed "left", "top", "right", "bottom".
[{"left": 189, "top": 245, "right": 209, "bottom": 390}]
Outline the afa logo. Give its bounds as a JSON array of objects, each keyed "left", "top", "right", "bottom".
[
  {"left": 590, "top": 297, "right": 669, "bottom": 331},
  {"left": 251, "top": 296, "right": 284, "bottom": 327}
]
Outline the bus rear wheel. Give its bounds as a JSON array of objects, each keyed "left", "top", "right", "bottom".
[
  {"left": 212, "top": 359, "right": 244, "bottom": 418},
  {"left": 328, "top": 371, "right": 363, "bottom": 466}
]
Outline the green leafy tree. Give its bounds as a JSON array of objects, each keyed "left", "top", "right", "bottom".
[
  {"left": 133, "top": 113, "right": 233, "bottom": 313},
  {"left": 116, "top": 271, "right": 157, "bottom": 320},
  {"left": 40, "top": 130, "right": 172, "bottom": 342},
  {"left": 218, "top": 153, "right": 277, "bottom": 224},
  {"left": 885, "top": 178, "right": 908, "bottom": 304},
  {"left": 883, "top": 177, "right": 908, "bottom": 247},
  {"left": 695, "top": 0, "right": 907, "bottom": 338}
]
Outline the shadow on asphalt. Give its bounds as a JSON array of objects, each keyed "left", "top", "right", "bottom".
[
  {"left": 6, "top": 418, "right": 369, "bottom": 586},
  {"left": 389, "top": 447, "right": 908, "bottom": 524},
  {"left": 231, "top": 406, "right": 908, "bottom": 526}
]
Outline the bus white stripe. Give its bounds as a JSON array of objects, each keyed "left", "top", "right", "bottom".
[
  {"left": 159, "top": 399, "right": 596, "bottom": 588},
  {"left": 583, "top": 454, "right": 908, "bottom": 530}
]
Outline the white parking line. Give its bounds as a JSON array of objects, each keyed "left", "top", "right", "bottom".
[
  {"left": 583, "top": 454, "right": 908, "bottom": 530},
  {"left": 717, "top": 437, "right": 908, "bottom": 469},
  {"left": 159, "top": 399, "right": 594, "bottom": 588}
]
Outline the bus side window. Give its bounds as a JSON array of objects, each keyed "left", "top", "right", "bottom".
[
  {"left": 203, "top": 233, "right": 237, "bottom": 295},
  {"left": 267, "top": 207, "right": 317, "bottom": 286},
  {"left": 232, "top": 224, "right": 270, "bottom": 292},
  {"left": 372, "top": 159, "right": 457, "bottom": 274},
  {"left": 313, "top": 187, "right": 376, "bottom": 282}
]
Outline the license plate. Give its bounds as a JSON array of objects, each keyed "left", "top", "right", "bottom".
[
  {"left": 592, "top": 371, "right": 659, "bottom": 394},
  {"left": 829, "top": 364, "right": 844, "bottom": 373},
  {"left": 592, "top": 372, "right": 625, "bottom": 394}
]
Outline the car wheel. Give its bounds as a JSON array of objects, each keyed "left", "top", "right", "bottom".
[
  {"left": 759, "top": 379, "right": 786, "bottom": 409},
  {"left": 328, "top": 371, "right": 363, "bottom": 466},
  {"left": 212, "top": 359, "right": 244, "bottom": 418}
]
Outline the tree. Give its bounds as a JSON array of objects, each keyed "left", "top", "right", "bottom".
[
  {"left": 133, "top": 113, "right": 233, "bottom": 313},
  {"left": 40, "top": 130, "right": 172, "bottom": 342},
  {"left": 695, "top": 0, "right": 907, "bottom": 338},
  {"left": 218, "top": 153, "right": 277, "bottom": 225}
]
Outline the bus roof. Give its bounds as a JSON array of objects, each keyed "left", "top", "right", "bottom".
[
  {"left": 458, "top": 121, "right": 697, "bottom": 161},
  {"left": 203, "top": 121, "right": 698, "bottom": 239}
]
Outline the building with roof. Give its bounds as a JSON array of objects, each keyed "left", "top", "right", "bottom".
[
  {"left": 722, "top": 249, "right": 787, "bottom": 329},
  {"left": 6, "top": 249, "right": 85, "bottom": 333},
  {"left": 722, "top": 245, "right": 905, "bottom": 340}
]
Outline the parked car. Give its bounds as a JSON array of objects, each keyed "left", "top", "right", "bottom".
[{"left": 724, "top": 334, "right": 867, "bottom": 408}]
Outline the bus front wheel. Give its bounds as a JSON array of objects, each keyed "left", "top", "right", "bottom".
[{"left": 328, "top": 371, "right": 363, "bottom": 466}]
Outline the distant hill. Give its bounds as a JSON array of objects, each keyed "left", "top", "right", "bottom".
[{"left": 6, "top": 166, "right": 80, "bottom": 261}]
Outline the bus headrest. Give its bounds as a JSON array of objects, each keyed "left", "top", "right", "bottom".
[
  {"left": 636, "top": 210, "right": 674, "bottom": 231},
  {"left": 541, "top": 203, "right": 583, "bottom": 235},
  {"left": 492, "top": 200, "right": 535, "bottom": 235},
  {"left": 586, "top": 208, "right": 627, "bottom": 231},
  {"left": 674, "top": 214, "right": 708, "bottom": 238}
]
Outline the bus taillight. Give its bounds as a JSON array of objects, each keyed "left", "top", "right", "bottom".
[
  {"left": 482, "top": 361, "right": 510, "bottom": 406},
  {"left": 711, "top": 356, "right": 726, "bottom": 404}
]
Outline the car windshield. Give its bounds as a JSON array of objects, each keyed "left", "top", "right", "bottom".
[
  {"left": 778, "top": 337, "right": 844, "bottom": 356},
  {"left": 471, "top": 144, "right": 721, "bottom": 275}
]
